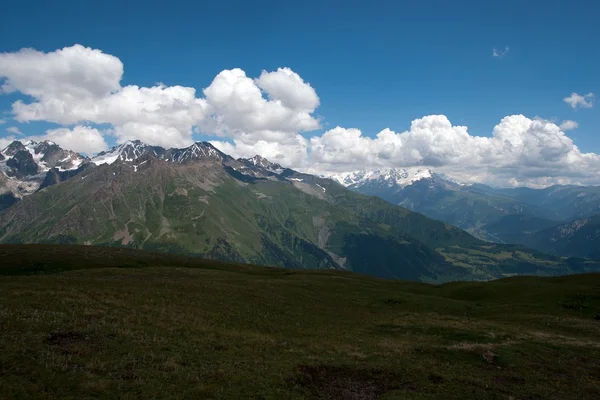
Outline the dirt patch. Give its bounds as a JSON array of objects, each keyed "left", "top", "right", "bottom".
[
  {"left": 293, "top": 181, "right": 326, "bottom": 200},
  {"left": 157, "top": 217, "right": 172, "bottom": 238},
  {"left": 292, "top": 365, "right": 409, "bottom": 399},
  {"left": 312, "top": 215, "right": 347, "bottom": 268},
  {"left": 198, "top": 195, "right": 209, "bottom": 204},
  {"left": 254, "top": 191, "right": 269, "bottom": 199},
  {"left": 44, "top": 330, "right": 102, "bottom": 356},
  {"left": 113, "top": 227, "right": 133, "bottom": 245}
]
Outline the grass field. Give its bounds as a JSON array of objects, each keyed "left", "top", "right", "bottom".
[{"left": 1, "top": 245, "right": 599, "bottom": 399}]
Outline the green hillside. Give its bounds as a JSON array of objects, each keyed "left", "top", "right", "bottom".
[
  {"left": 1, "top": 155, "right": 596, "bottom": 282},
  {"left": 1, "top": 245, "right": 599, "bottom": 399},
  {"left": 521, "top": 215, "right": 600, "bottom": 259}
]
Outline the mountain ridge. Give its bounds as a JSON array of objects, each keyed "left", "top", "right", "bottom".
[{"left": 2, "top": 139, "right": 600, "bottom": 280}]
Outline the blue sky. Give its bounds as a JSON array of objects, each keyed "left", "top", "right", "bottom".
[{"left": 0, "top": 0, "right": 598, "bottom": 186}]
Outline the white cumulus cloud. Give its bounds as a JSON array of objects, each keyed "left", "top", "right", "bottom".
[
  {"left": 201, "top": 68, "right": 319, "bottom": 143},
  {"left": 0, "top": 45, "right": 319, "bottom": 149},
  {"left": 211, "top": 134, "right": 309, "bottom": 168},
  {"left": 32, "top": 126, "right": 108, "bottom": 154},
  {"left": 0, "top": 45, "right": 122, "bottom": 100},
  {"left": 254, "top": 67, "right": 320, "bottom": 112},
  {"left": 1, "top": 44, "right": 600, "bottom": 187},
  {"left": 564, "top": 92, "right": 594, "bottom": 109},
  {"left": 305, "top": 115, "right": 600, "bottom": 187}
]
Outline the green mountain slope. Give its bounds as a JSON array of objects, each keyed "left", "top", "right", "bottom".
[
  {"left": 0, "top": 155, "right": 455, "bottom": 281},
  {"left": 520, "top": 215, "right": 600, "bottom": 259},
  {"left": 1, "top": 147, "right": 597, "bottom": 282},
  {"left": 334, "top": 170, "right": 565, "bottom": 243},
  {"left": 490, "top": 184, "right": 600, "bottom": 221},
  {"left": 1, "top": 244, "right": 600, "bottom": 399},
  {"left": 340, "top": 172, "right": 600, "bottom": 260},
  {"left": 480, "top": 214, "right": 562, "bottom": 244}
]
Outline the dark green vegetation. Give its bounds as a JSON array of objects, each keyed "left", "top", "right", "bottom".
[
  {"left": 2, "top": 144, "right": 599, "bottom": 282},
  {"left": 1, "top": 245, "right": 600, "bottom": 399}
]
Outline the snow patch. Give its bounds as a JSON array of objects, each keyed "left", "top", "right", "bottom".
[{"left": 329, "top": 167, "right": 435, "bottom": 188}]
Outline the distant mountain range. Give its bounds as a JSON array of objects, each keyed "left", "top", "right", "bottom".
[
  {"left": 329, "top": 168, "right": 600, "bottom": 258},
  {"left": 2, "top": 139, "right": 597, "bottom": 282}
]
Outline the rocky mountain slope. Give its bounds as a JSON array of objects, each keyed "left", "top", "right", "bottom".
[
  {"left": 1, "top": 140, "right": 592, "bottom": 281},
  {"left": 0, "top": 140, "right": 90, "bottom": 210}
]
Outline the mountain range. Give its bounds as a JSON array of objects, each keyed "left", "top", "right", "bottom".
[
  {"left": 329, "top": 168, "right": 600, "bottom": 258},
  {"left": 1, "top": 139, "right": 599, "bottom": 282}
]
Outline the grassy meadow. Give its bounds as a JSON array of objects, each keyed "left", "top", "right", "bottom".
[{"left": 0, "top": 245, "right": 599, "bottom": 399}]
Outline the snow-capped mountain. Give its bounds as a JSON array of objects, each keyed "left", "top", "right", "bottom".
[
  {"left": 329, "top": 168, "right": 448, "bottom": 189},
  {"left": 0, "top": 140, "right": 89, "bottom": 199},
  {"left": 1, "top": 140, "right": 86, "bottom": 176},
  {"left": 91, "top": 141, "right": 291, "bottom": 180},
  {"left": 168, "top": 142, "right": 229, "bottom": 163},
  {"left": 92, "top": 140, "right": 229, "bottom": 165},
  {"left": 92, "top": 140, "right": 166, "bottom": 165},
  {"left": 238, "top": 155, "right": 285, "bottom": 174}
]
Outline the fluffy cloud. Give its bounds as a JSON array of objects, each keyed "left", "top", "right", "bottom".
[
  {"left": 201, "top": 68, "right": 319, "bottom": 142},
  {"left": 5, "top": 126, "right": 22, "bottom": 135},
  {"left": 111, "top": 122, "right": 192, "bottom": 149},
  {"left": 306, "top": 115, "right": 600, "bottom": 187},
  {"left": 0, "top": 45, "right": 318, "bottom": 149},
  {"left": 211, "top": 134, "right": 309, "bottom": 168},
  {"left": 559, "top": 120, "right": 579, "bottom": 131},
  {"left": 33, "top": 126, "right": 108, "bottom": 154},
  {"left": 309, "top": 116, "right": 490, "bottom": 171},
  {"left": 254, "top": 68, "right": 320, "bottom": 112},
  {"left": 1, "top": 44, "right": 600, "bottom": 187},
  {"left": 564, "top": 92, "right": 594, "bottom": 109},
  {"left": 0, "top": 45, "right": 122, "bottom": 99}
]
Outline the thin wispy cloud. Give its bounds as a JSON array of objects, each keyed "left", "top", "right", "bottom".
[
  {"left": 0, "top": 119, "right": 6, "bottom": 124},
  {"left": 564, "top": 92, "right": 595, "bottom": 109},
  {"left": 492, "top": 46, "right": 509, "bottom": 58},
  {"left": 559, "top": 120, "right": 579, "bottom": 131},
  {"left": 6, "top": 126, "right": 22, "bottom": 135}
]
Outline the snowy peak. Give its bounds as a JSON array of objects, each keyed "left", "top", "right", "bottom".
[
  {"left": 240, "top": 155, "right": 284, "bottom": 173},
  {"left": 92, "top": 141, "right": 228, "bottom": 165},
  {"left": 0, "top": 140, "right": 89, "bottom": 197},
  {"left": 2, "top": 141, "right": 27, "bottom": 158},
  {"left": 168, "top": 142, "right": 227, "bottom": 163},
  {"left": 330, "top": 167, "right": 438, "bottom": 189},
  {"left": 1, "top": 140, "right": 87, "bottom": 175},
  {"left": 92, "top": 140, "right": 164, "bottom": 165}
]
